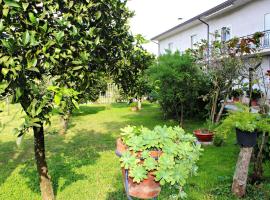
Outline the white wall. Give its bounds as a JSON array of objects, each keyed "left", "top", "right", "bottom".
[{"left": 159, "top": 0, "right": 270, "bottom": 53}]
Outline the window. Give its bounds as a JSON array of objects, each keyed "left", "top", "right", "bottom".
[
  {"left": 265, "top": 13, "right": 270, "bottom": 31},
  {"left": 221, "top": 27, "right": 231, "bottom": 42},
  {"left": 191, "top": 34, "right": 197, "bottom": 49},
  {"left": 264, "top": 14, "right": 270, "bottom": 47},
  {"left": 168, "top": 42, "right": 173, "bottom": 51}
]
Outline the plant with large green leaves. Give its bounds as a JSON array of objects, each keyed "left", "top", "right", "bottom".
[
  {"left": 0, "top": 0, "right": 149, "bottom": 199},
  {"left": 119, "top": 125, "right": 202, "bottom": 199}
]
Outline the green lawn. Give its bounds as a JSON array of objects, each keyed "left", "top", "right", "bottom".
[{"left": 0, "top": 103, "right": 269, "bottom": 200}]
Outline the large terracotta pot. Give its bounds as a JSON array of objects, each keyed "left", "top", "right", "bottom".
[
  {"left": 193, "top": 129, "right": 214, "bottom": 142},
  {"left": 251, "top": 99, "right": 258, "bottom": 106},
  {"left": 116, "top": 138, "right": 161, "bottom": 199},
  {"left": 121, "top": 170, "right": 161, "bottom": 199}
]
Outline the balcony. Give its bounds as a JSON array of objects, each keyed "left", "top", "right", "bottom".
[{"left": 261, "top": 30, "right": 270, "bottom": 49}]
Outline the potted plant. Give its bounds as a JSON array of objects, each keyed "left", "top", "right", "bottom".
[
  {"left": 129, "top": 102, "right": 138, "bottom": 111},
  {"left": 193, "top": 120, "right": 215, "bottom": 142},
  {"left": 231, "top": 88, "right": 244, "bottom": 102},
  {"left": 246, "top": 88, "right": 263, "bottom": 106},
  {"left": 116, "top": 125, "right": 202, "bottom": 199},
  {"left": 216, "top": 104, "right": 259, "bottom": 147}
]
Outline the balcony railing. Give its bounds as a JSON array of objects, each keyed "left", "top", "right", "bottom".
[
  {"left": 240, "top": 30, "right": 270, "bottom": 50},
  {"left": 261, "top": 30, "right": 270, "bottom": 49}
]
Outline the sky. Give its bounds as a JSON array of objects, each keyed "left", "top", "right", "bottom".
[{"left": 127, "top": 0, "right": 226, "bottom": 54}]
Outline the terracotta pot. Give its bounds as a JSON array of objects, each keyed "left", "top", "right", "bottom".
[
  {"left": 233, "top": 97, "right": 240, "bottom": 102},
  {"left": 131, "top": 106, "right": 138, "bottom": 111},
  {"left": 251, "top": 99, "right": 258, "bottom": 106},
  {"left": 116, "top": 138, "right": 162, "bottom": 199},
  {"left": 193, "top": 129, "right": 214, "bottom": 142},
  {"left": 121, "top": 169, "right": 161, "bottom": 199}
]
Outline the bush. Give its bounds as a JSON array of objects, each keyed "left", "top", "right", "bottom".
[{"left": 147, "top": 51, "right": 211, "bottom": 125}]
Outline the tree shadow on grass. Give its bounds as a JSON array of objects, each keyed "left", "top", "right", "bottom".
[
  {"left": 0, "top": 138, "right": 33, "bottom": 187},
  {"left": 72, "top": 106, "right": 106, "bottom": 117},
  {"left": 18, "top": 128, "right": 115, "bottom": 196}
]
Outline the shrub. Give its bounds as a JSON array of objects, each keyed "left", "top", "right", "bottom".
[{"left": 147, "top": 51, "right": 211, "bottom": 125}]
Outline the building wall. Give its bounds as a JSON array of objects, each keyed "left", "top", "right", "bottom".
[{"left": 159, "top": 0, "right": 270, "bottom": 54}]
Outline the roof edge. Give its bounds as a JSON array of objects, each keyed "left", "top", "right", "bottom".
[{"left": 151, "top": 0, "right": 237, "bottom": 41}]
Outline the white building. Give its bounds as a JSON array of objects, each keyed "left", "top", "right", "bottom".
[{"left": 152, "top": 0, "right": 270, "bottom": 99}]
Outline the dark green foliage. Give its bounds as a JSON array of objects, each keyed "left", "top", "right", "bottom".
[
  {"left": 0, "top": 0, "right": 147, "bottom": 133},
  {"left": 246, "top": 88, "right": 263, "bottom": 100},
  {"left": 231, "top": 88, "right": 244, "bottom": 98},
  {"left": 148, "top": 51, "right": 211, "bottom": 123}
]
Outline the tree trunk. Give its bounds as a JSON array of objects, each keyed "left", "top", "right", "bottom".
[
  {"left": 215, "top": 101, "right": 225, "bottom": 123},
  {"left": 137, "top": 99, "right": 142, "bottom": 110},
  {"left": 251, "top": 132, "right": 268, "bottom": 183},
  {"left": 249, "top": 68, "right": 253, "bottom": 108},
  {"left": 180, "top": 103, "right": 184, "bottom": 127},
  {"left": 211, "top": 89, "right": 219, "bottom": 123},
  {"left": 33, "top": 125, "right": 55, "bottom": 200},
  {"left": 232, "top": 147, "right": 253, "bottom": 198},
  {"left": 59, "top": 113, "right": 70, "bottom": 135}
]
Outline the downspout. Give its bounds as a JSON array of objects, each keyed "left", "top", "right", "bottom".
[
  {"left": 199, "top": 18, "right": 210, "bottom": 66},
  {"left": 151, "top": 40, "right": 160, "bottom": 56}
]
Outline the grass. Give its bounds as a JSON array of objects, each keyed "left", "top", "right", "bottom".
[{"left": 0, "top": 102, "right": 269, "bottom": 200}]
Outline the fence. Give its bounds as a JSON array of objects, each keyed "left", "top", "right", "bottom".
[{"left": 96, "top": 83, "right": 122, "bottom": 104}]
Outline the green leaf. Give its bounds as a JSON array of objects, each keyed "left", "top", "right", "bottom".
[
  {"left": 1, "top": 68, "right": 9, "bottom": 76},
  {"left": 2, "top": 7, "right": 9, "bottom": 17},
  {"left": 41, "top": 22, "right": 48, "bottom": 33},
  {"left": 22, "top": 30, "right": 30, "bottom": 46},
  {"left": 129, "top": 165, "right": 147, "bottom": 183},
  {"left": 72, "top": 99, "right": 79, "bottom": 109},
  {"left": 27, "top": 57, "right": 37, "bottom": 68},
  {"left": 15, "top": 88, "right": 22, "bottom": 101},
  {"left": 0, "top": 21, "right": 5, "bottom": 33},
  {"left": 0, "top": 55, "right": 10, "bottom": 64},
  {"left": 95, "top": 36, "right": 100, "bottom": 45},
  {"left": 28, "top": 12, "right": 37, "bottom": 24},
  {"left": 54, "top": 94, "right": 62, "bottom": 105},
  {"left": 30, "top": 31, "right": 38, "bottom": 46},
  {"left": 4, "top": 0, "right": 20, "bottom": 8},
  {"left": 120, "top": 152, "right": 139, "bottom": 169},
  {"left": 72, "top": 66, "right": 83, "bottom": 71},
  {"left": 27, "top": 67, "right": 39, "bottom": 73},
  {"left": 22, "top": 3, "right": 29, "bottom": 11},
  {"left": 54, "top": 31, "right": 65, "bottom": 43},
  {"left": 95, "top": 11, "right": 101, "bottom": 20},
  {"left": 143, "top": 157, "right": 157, "bottom": 171}
]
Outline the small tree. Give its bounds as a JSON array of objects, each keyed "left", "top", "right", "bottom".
[
  {"left": 0, "top": 0, "right": 146, "bottom": 199},
  {"left": 119, "top": 35, "right": 154, "bottom": 110},
  {"left": 148, "top": 51, "right": 210, "bottom": 126},
  {"left": 194, "top": 32, "right": 265, "bottom": 197},
  {"left": 190, "top": 32, "right": 264, "bottom": 123}
]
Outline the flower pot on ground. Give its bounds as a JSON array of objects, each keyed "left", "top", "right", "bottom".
[
  {"left": 193, "top": 129, "right": 214, "bottom": 142},
  {"left": 116, "top": 125, "right": 202, "bottom": 199},
  {"left": 231, "top": 89, "right": 244, "bottom": 103},
  {"left": 251, "top": 99, "right": 258, "bottom": 106},
  {"left": 129, "top": 102, "right": 138, "bottom": 112},
  {"left": 246, "top": 88, "right": 263, "bottom": 106}
]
